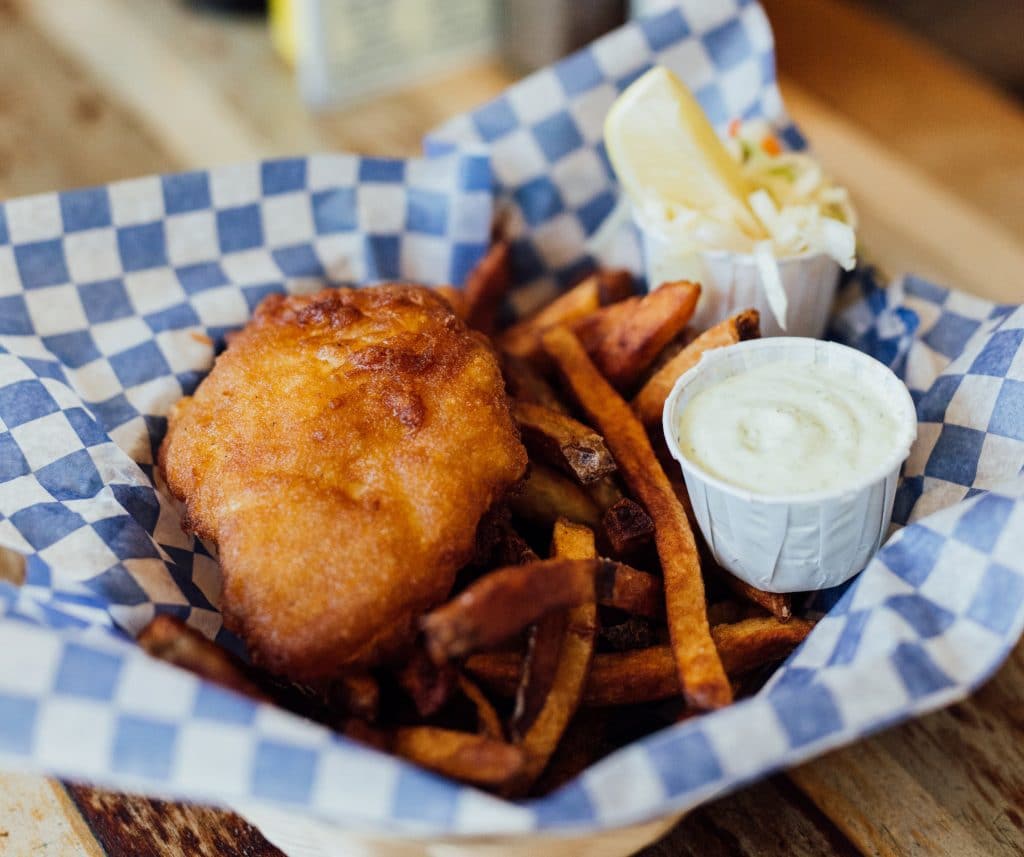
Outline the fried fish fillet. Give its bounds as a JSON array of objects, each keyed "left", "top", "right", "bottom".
[{"left": 159, "top": 285, "right": 528, "bottom": 681}]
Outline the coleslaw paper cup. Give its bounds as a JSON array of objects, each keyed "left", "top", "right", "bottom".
[
  {"left": 1, "top": 3, "right": 1024, "bottom": 856},
  {"left": 663, "top": 338, "right": 917, "bottom": 592},
  {"left": 639, "top": 222, "right": 842, "bottom": 338}
]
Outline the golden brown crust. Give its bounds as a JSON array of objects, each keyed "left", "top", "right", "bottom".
[{"left": 159, "top": 284, "right": 527, "bottom": 681}]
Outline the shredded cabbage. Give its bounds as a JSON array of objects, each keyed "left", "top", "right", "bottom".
[{"left": 628, "top": 120, "right": 857, "bottom": 329}]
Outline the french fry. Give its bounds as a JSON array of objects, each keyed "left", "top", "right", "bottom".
[
  {"left": 586, "top": 617, "right": 814, "bottom": 706},
  {"left": 541, "top": 325, "right": 731, "bottom": 710},
  {"left": 587, "top": 475, "right": 625, "bottom": 512},
  {"left": 503, "top": 354, "right": 569, "bottom": 413},
  {"left": 633, "top": 308, "right": 761, "bottom": 426},
  {"left": 463, "top": 651, "right": 522, "bottom": 696},
  {"left": 513, "top": 401, "right": 617, "bottom": 484},
  {"left": 392, "top": 726, "right": 525, "bottom": 789},
  {"left": 599, "top": 616, "right": 659, "bottom": 652},
  {"left": 706, "top": 600, "right": 748, "bottom": 627},
  {"left": 396, "top": 648, "right": 457, "bottom": 717},
  {"left": 499, "top": 269, "right": 634, "bottom": 360},
  {"left": 458, "top": 675, "right": 504, "bottom": 740},
  {"left": 420, "top": 557, "right": 662, "bottom": 661},
  {"left": 342, "top": 718, "right": 391, "bottom": 752},
  {"left": 435, "top": 285, "right": 468, "bottom": 320},
  {"left": 334, "top": 672, "right": 380, "bottom": 722},
  {"left": 717, "top": 570, "right": 792, "bottom": 622},
  {"left": 512, "top": 520, "right": 599, "bottom": 790},
  {"left": 465, "top": 617, "right": 814, "bottom": 706},
  {"left": 463, "top": 239, "right": 511, "bottom": 334},
  {"left": 585, "top": 281, "right": 701, "bottom": 389},
  {"left": 138, "top": 615, "right": 266, "bottom": 701},
  {"left": 511, "top": 613, "right": 566, "bottom": 739},
  {"left": 509, "top": 462, "right": 602, "bottom": 528},
  {"left": 602, "top": 497, "right": 655, "bottom": 555},
  {"left": 606, "top": 562, "right": 663, "bottom": 619}
]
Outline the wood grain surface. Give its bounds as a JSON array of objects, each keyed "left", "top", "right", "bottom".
[{"left": 1, "top": 0, "right": 1022, "bottom": 854}]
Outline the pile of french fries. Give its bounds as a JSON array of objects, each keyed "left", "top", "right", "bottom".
[{"left": 139, "top": 241, "right": 814, "bottom": 797}]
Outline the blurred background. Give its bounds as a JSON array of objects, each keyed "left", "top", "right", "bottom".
[{"left": 0, "top": 0, "right": 1021, "bottom": 240}]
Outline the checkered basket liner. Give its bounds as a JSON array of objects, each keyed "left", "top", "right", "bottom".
[{"left": 0, "top": 0, "right": 1022, "bottom": 838}]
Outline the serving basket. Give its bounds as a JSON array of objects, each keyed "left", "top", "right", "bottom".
[{"left": 0, "top": 2, "right": 1022, "bottom": 855}]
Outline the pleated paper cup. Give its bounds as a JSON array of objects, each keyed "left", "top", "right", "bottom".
[
  {"left": 662, "top": 338, "right": 917, "bottom": 593},
  {"left": 639, "top": 224, "right": 842, "bottom": 338}
]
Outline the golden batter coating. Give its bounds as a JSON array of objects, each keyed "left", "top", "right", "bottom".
[{"left": 159, "top": 285, "right": 528, "bottom": 681}]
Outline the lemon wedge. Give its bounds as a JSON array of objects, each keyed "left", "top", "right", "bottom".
[{"left": 604, "top": 66, "right": 763, "bottom": 238}]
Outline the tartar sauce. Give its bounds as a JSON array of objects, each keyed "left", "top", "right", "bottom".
[{"left": 676, "top": 361, "right": 900, "bottom": 495}]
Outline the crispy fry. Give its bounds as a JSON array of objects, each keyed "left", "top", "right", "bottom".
[
  {"left": 509, "top": 462, "right": 602, "bottom": 528},
  {"left": 718, "top": 571, "right": 792, "bottom": 622},
  {"left": 511, "top": 612, "right": 566, "bottom": 739},
  {"left": 420, "top": 557, "right": 661, "bottom": 661},
  {"left": 458, "top": 675, "right": 504, "bottom": 740},
  {"left": 586, "top": 617, "right": 814, "bottom": 706},
  {"left": 463, "top": 651, "right": 522, "bottom": 696},
  {"left": 396, "top": 649, "right": 457, "bottom": 717},
  {"left": 138, "top": 615, "right": 266, "bottom": 700},
  {"left": 392, "top": 726, "right": 525, "bottom": 788},
  {"left": 513, "top": 520, "right": 599, "bottom": 790},
  {"left": 585, "top": 281, "right": 701, "bottom": 389},
  {"left": 499, "top": 270, "right": 634, "bottom": 359},
  {"left": 465, "top": 617, "right": 814, "bottom": 705},
  {"left": 606, "top": 563, "right": 663, "bottom": 619},
  {"left": 587, "top": 475, "right": 625, "bottom": 512},
  {"left": 706, "top": 600, "right": 748, "bottom": 627},
  {"left": 602, "top": 497, "right": 655, "bottom": 555},
  {"left": 334, "top": 672, "right": 380, "bottom": 722},
  {"left": 599, "top": 616, "right": 659, "bottom": 652},
  {"left": 342, "top": 718, "right": 391, "bottom": 752},
  {"left": 513, "top": 401, "right": 616, "bottom": 484},
  {"left": 503, "top": 354, "right": 568, "bottom": 413},
  {"left": 541, "top": 325, "right": 731, "bottom": 710},
  {"left": 531, "top": 708, "right": 611, "bottom": 795},
  {"left": 434, "top": 285, "right": 468, "bottom": 320},
  {"left": 633, "top": 308, "right": 761, "bottom": 426},
  {"left": 463, "top": 240, "right": 511, "bottom": 334}
]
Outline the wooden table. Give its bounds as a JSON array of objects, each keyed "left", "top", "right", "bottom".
[{"left": 1, "top": 0, "right": 1022, "bottom": 854}]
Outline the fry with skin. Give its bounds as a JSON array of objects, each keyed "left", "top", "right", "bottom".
[
  {"left": 138, "top": 615, "right": 266, "bottom": 701},
  {"left": 335, "top": 672, "right": 380, "bottom": 722},
  {"left": 458, "top": 675, "right": 504, "bottom": 740},
  {"left": 463, "top": 240, "right": 511, "bottom": 334},
  {"left": 584, "top": 281, "right": 701, "bottom": 389},
  {"left": 513, "top": 520, "right": 599, "bottom": 790},
  {"left": 499, "top": 270, "right": 634, "bottom": 359},
  {"left": 502, "top": 354, "right": 568, "bottom": 413},
  {"left": 584, "top": 617, "right": 814, "bottom": 706},
  {"left": 587, "top": 475, "right": 625, "bottom": 512},
  {"left": 420, "top": 557, "right": 662, "bottom": 661},
  {"left": 465, "top": 617, "right": 814, "bottom": 705},
  {"left": 718, "top": 571, "right": 792, "bottom": 622},
  {"left": 513, "top": 401, "right": 616, "bottom": 484},
  {"left": 392, "top": 726, "right": 525, "bottom": 788},
  {"left": 602, "top": 497, "right": 655, "bottom": 555},
  {"left": 509, "top": 462, "right": 602, "bottom": 528},
  {"left": 396, "top": 649, "right": 456, "bottom": 716},
  {"left": 633, "top": 308, "right": 760, "bottom": 426},
  {"left": 541, "top": 325, "right": 731, "bottom": 710},
  {"left": 511, "top": 612, "right": 566, "bottom": 739}
]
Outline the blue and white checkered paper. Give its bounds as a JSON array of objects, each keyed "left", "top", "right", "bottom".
[{"left": 0, "top": 0, "right": 1022, "bottom": 839}]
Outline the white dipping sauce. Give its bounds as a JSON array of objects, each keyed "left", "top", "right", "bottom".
[{"left": 676, "top": 361, "right": 900, "bottom": 495}]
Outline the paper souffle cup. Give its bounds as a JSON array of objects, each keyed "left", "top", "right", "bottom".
[
  {"left": 662, "top": 338, "right": 917, "bottom": 593},
  {"left": 639, "top": 220, "right": 842, "bottom": 338}
]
